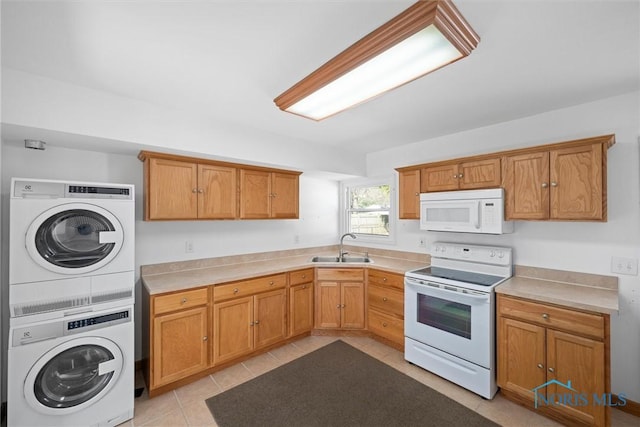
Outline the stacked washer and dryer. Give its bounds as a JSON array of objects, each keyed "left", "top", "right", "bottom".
[{"left": 8, "top": 178, "right": 136, "bottom": 427}]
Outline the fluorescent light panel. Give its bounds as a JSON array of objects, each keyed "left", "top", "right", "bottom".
[{"left": 274, "top": 0, "right": 479, "bottom": 121}]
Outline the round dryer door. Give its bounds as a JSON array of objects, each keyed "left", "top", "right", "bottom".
[
  {"left": 24, "top": 337, "right": 124, "bottom": 415},
  {"left": 25, "top": 203, "right": 124, "bottom": 275}
]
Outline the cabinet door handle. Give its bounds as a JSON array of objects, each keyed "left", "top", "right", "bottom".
[
  {"left": 233, "top": 288, "right": 239, "bottom": 294},
  {"left": 548, "top": 367, "right": 555, "bottom": 373},
  {"left": 342, "top": 304, "right": 346, "bottom": 308},
  {"left": 250, "top": 321, "right": 254, "bottom": 326},
  {"left": 273, "top": 193, "right": 277, "bottom": 197},
  {"left": 541, "top": 182, "right": 548, "bottom": 188},
  {"left": 537, "top": 363, "right": 544, "bottom": 369},
  {"left": 336, "top": 304, "right": 341, "bottom": 309},
  {"left": 181, "top": 298, "right": 187, "bottom": 304},
  {"left": 542, "top": 313, "right": 549, "bottom": 319},
  {"left": 198, "top": 188, "right": 204, "bottom": 193},
  {"left": 458, "top": 173, "right": 463, "bottom": 179},
  {"left": 302, "top": 285, "right": 307, "bottom": 289},
  {"left": 551, "top": 182, "right": 558, "bottom": 187},
  {"left": 203, "top": 336, "right": 208, "bottom": 341},
  {"left": 453, "top": 174, "right": 458, "bottom": 179},
  {"left": 254, "top": 320, "right": 260, "bottom": 325},
  {"left": 192, "top": 188, "right": 198, "bottom": 193},
  {"left": 382, "top": 322, "right": 388, "bottom": 327},
  {"left": 415, "top": 192, "right": 419, "bottom": 196},
  {"left": 382, "top": 297, "right": 388, "bottom": 302}
]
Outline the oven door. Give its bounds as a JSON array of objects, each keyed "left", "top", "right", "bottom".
[{"left": 404, "top": 277, "right": 493, "bottom": 368}]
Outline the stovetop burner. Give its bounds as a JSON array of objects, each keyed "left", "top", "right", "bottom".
[{"left": 409, "top": 266, "right": 505, "bottom": 287}]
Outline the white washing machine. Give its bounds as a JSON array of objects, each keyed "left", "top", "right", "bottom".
[
  {"left": 8, "top": 305, "right": 135, "bottom": 426},
  {"left": 9, "top": 178, "right": 135, "bottom": 320}
]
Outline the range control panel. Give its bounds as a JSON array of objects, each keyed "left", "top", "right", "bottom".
[{"left": 431, "top": 242, "right": 512, "bottom": 266}]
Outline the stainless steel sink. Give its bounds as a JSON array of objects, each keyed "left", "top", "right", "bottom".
[{"left": 311, "top": 256, "right": 372, "bottom": 263}]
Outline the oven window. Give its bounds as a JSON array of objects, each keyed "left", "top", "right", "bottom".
[{"left": 417, "top": 294, "right": 471, "bottom": 339}]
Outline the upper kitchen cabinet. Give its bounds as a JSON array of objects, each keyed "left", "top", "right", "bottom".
[
  {"left": 503, "top": 136, "right": 613, "bottom": 221},
  {"left": 139, "top": 151, "right": 301, "bottom": 221},
  {"left": 239, "top": 169, "right": 300, "bottom": 219},
  {"left": 421, "top": 158, "right": 501, "bottom": 192},
  {"left": 397, "top": 169, "right": 421, "bottom": 219}
]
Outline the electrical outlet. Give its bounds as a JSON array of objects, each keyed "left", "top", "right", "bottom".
[
  {"left": 611, "top": 256, "right": 638, "bottom": 276},
  {"left": 418, "top": 237, "right": 426, "bottom": 248},
  {"left": 185, "top": 240, "right": 194, "bottom": 253}
]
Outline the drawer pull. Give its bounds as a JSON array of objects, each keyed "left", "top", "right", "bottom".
[
  {"left": 269, "top": 281, "right": 274, "bottom": 285},
  {"left": 382, "top": 277, "right": 387, "bottom": 282},
  {"left": 382, "top": 322, "right": 388, "bottom": 327},
  {"left": 537, "top": 363, "right": 544, "bottom": 369},
  {"left": 542, "top": 313, "right": 549, "bottom": 319},
  {"left": 302, "top": 285, "right": 307, "bottom": 289},
  {"left": 302, "top": 274, "right": 306, "bottom": 279},
  {"left": 233, "top": 288, "right": 239, "bottom": 294},
  {"left": 181, "top": 298, "right": 187, "bottom": 304},
  {"left": 382, "top": 297, "right": 388, "bottom": 302}
]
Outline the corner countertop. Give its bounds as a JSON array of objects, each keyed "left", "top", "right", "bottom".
[
  {"left": 141, "top": 246, "right": 429, "bottom": 295},
  {"left": 496, "top": 266, "right": 618, "bottom": 314}
]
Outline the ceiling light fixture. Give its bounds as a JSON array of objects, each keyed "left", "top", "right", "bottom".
[{"left": 274, "top": 0, "right": 479, "bottom": 121}]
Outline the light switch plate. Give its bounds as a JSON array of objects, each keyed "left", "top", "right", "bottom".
[{"left": 611, "top": 256, "right": 638, "bottom": 276}]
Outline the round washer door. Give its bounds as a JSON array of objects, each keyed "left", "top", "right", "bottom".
[
  {"left": 24, "top": 337, "right": 124, "bottom": 415},
  {"left": 25, "top": 203, "right": 124, "bottom": 275}
]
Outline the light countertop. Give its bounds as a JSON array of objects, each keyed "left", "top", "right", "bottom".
[
  {"left": 496, "top": 266, "right": 618, "bottom": 314},
  {"left": 141, "top": 247, "right": 429, "bottom": 295}
]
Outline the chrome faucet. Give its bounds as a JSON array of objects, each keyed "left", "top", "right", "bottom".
[{"left": 339, "top": 233, "right": 356, "bottom": 261}]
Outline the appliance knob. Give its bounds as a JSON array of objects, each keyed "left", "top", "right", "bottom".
[
  {"left": 498, "top": 251, "right": 505, "bottom": 258},
  {"left": 489, "top": 250, "right": 496, "bottom": 257}
]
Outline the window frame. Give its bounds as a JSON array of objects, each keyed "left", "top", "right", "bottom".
[{"left": 340, "top": 176, "right": 396, "bottom": 245}]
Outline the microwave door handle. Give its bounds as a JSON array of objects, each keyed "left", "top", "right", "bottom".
[{"left": 473, "top": 201, "right": 481, "bottom": 229}]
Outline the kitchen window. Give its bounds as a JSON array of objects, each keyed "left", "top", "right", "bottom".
[{"left": 341, "top": 177, "right": 395, "bottom": 243}]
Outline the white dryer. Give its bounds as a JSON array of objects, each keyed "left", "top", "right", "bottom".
[
  {"left": 8, "top": 305, "right": 134, "bottom": 426},
  {"left": 9, "top": 178, "right": 135, "bottom": 319}
]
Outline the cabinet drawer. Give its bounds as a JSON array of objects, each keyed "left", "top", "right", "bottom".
[
  {"left": 368, "top": 309, "right": 404, "bottom": 345},
  {"left": 368, "top": 285, "right": 404, "bottom": 318},
  {"left": 153, "top": 288, "right": 208, "bottom": 315},
  {"left": 368, "top": 269, "right": 404, "bottom": 290},
  {"left": 316, "top": 268, "right": 364, "bottom": 281},
  {"left": 214, "top": 274, "right": 286, "bottom": 302},
  {"left": 289, "top": 268, "right": 313, "bottom": 286},
  {"left": 498, "top": 295, "right": 604, "bottom": 339}
]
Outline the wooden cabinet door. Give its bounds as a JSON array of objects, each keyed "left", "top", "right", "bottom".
[
  {"left": 148, "top": 158, "right": 198, "bottom": 219},
  {"left": 398, "top": 169, "right": 421, "bottom": 219},
  {"left": 316, "top": 282, "right": 341, "bottom": 329},
  {"left": 459, "top": 158, "right": 501, "bottom": 189},
  {"left": 254, "top": 289, "right": 287, "bottom": 349},
  {"left": 271, "top": 172, "right": 299, "bottom": 219},
  {"left": 213, "top": 296, "right": 253, "bottom": 364},
  {"left": 153, "top": 306, "right": 208, "bottom": 386},
  {"left": 290, "top": 282, "right": 314, "bottom": 336},
  {"left": 497, "top": 317, "right": 546, "bottom": 400},
  {"left": 546, "top": 329, "right": 606, "bottom": 426},
  {"left": 550, "top": 143, "right": 603, "bottom": 220},
  {"left": 198, "top": 164, "right": 237, "bottom": 219},
  {"left": 504, "top": 152, "right": 550, "bottom": 220},
  {"left": 341, "top": 282, "right": 365, "bottom": 329},
  {"left": 421, "top": 164, "right": 459, "bottom": 192},
  {"left": 239, "top": 169, "right": 270, "bottom": 219}
]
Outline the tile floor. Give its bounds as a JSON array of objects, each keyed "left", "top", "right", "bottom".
[{"left": 121, "top": 336, "right": 639, "bottom": 426}]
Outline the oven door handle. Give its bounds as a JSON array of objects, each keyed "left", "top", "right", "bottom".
[{"left": 406, "top": 280, "right": 489, "bottom": 303}]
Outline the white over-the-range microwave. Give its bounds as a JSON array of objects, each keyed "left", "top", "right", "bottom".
[{"left": 420, "top": 188, "right": 514, "bottom": 234}]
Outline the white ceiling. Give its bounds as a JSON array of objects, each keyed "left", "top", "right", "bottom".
[{"left": 2, "top": 0, "right": 639, "bottom": 155}]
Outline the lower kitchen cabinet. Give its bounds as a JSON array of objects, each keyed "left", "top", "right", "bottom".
[
  {"left": 213, "top": 281, "right": 287, "bottom": 365},
  {"left": 497, "top": 294, "right": 609, "bottom": 426},
  {"left": 315, "top": 268, "right": 365, "bottom": 329},
  {"left": 145, "top": 287, "right": 210, "bottom": 393},
  {"left": 367, "top": 269, "right": 405, "bottom": 347},
  {"left": 289, "top": 269, "right": 314, "bottom": 337}
]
